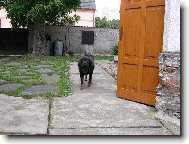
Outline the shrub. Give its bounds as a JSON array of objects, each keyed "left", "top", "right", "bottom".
[
  {"left": 112, "top": 43, "right": 118, "bottom": 55},
  {"left": 95, "top": 17, "right": 119, "bottom": 29}
]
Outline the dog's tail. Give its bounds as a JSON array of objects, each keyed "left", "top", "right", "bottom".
[{"left": 84, "top": 45, "right": 94, "bottom": 55}]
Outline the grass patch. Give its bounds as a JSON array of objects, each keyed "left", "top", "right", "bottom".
[
  {"left": 0, "top": 55, "right": 113, "bottom": 99},
  {"left": 0, "top": 55, "right": 78, "bottom": 99}
]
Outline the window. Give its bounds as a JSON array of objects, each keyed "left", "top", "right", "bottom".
[{"left": 82, "top": 31, "right": 94, "bottom": 45}]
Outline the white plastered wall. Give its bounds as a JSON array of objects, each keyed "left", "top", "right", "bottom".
[{"left": 163, "top": 0, "right": 180, "bottom": 52}]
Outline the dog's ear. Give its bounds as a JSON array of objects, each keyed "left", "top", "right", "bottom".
[
  {"left": 88, "top": 58, "right": 94, "bottom": 69},
  {"left": 78, "top": 58, "right": 83, "bottom": 68}
]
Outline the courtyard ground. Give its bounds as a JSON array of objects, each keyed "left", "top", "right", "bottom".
[{"left": 0, "top": 56, "right": 179, "bottom": 135}]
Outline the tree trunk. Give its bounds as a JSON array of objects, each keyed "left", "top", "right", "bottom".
[{"left": 32, "top": 23, "right": 47, "bottom": 57}]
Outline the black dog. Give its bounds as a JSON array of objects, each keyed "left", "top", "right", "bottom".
[{"left": 78, "top": 54, "right": 94, "bottom": 90}]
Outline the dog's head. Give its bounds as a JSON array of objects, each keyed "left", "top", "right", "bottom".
[
  {"left": 78, "top": 54, "right": 94, "bottom": 74},
  {"left": 80, "top": 59, "right": 90, "bottom": 74}
]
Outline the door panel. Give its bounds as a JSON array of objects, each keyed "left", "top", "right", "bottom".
[
  {"left": 142, "top": 66, "right": 159, "bottom": 94},
  {"left": 122, "top": 64, "right": 138, "bottom": 91},
  {"left": 145, "top": 6, "right": 165, "bottom": 59},
  {"left": 124, "top": 8, "right": 141, "bottom": 58},
  {"left": 117, "top": 0, "right": 165, "bottom": 106}
]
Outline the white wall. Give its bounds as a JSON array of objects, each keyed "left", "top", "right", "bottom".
[
  {"left": 163, "top": 0, "right": 180, "bottom": 52},
  {"left": 0, "top": 8, "right": 11, "bottom": 28},
  {"left": 73, "top": 9, "right": 95, "bottom": 27}
]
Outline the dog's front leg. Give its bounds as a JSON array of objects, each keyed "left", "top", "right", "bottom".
[
  {"left": 85, "top": 74, "right": 87, "bottom": 81},
  {"left": 88, "top": 73, "right": 92, "bottom": 87},
  {"left": 80, "top": 74, "right": 84, "bottom": 90}
]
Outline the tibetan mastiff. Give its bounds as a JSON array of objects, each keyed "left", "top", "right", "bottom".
[{"left": 78, "top": 54, "right": 94, "bottom": 90}]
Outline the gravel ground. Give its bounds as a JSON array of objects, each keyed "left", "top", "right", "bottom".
[{"left": 96, "top": 61, "right": 118, "bottom": 80}]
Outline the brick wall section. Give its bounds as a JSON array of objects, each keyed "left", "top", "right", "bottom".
[{"left": 156, "top": 52, "right": 180, "bottom": 119}]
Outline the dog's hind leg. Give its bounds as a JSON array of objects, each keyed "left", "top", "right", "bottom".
[
  {"left": 88, "top": 74, "right": 92, "bottom": 87},
  {"left": 85, "top": 74, "right": 87, "bottom": 81}
]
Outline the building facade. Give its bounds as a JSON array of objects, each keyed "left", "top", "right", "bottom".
[
  {"left": 0, "top": 0, "right": 96, "bottom": 28},
  {"left": 0, "top": 7, "right": 11, "bottom": 28},
  {"left": 71, "top": 0, "right": 96, "bottom": 27}
]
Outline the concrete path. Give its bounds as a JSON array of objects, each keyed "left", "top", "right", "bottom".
[
  {"left": 0, "top": 61, "right": 174, "bottom": 135},
  {"left": 0, "top": 94, "right": 49, "bottom": 135},
  {"left": 49, "top": 62, "right": 172, "bottom": 135}
]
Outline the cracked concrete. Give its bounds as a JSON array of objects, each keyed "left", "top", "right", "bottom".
[
  {"left": 0, "top": 94, "right": 49, "bottom": 135},
  {"left": 49, "top": 127, "right": 172, "bottom": 135},
  {"left": 0, "top": 61, "right": 179, "bottom": 135},
  {"left": 49, "top": 62, "right": 173, "bottom": 135}
]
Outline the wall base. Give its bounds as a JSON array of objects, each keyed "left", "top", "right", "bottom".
[{"left": 156, "top": 52, "right": 180, "bottom": 134}]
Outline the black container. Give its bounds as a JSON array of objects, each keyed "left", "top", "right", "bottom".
[{"left": 53, "top": 40, "right": 64, "bottom": 56}]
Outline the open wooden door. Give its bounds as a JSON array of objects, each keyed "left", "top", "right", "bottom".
[{"left": 117, "top": 0, "right": 165, "bottom": 106}]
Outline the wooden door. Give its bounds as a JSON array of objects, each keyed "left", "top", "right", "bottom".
[{"left": 117, "top": 0, "right": 165, "bottom": 106}]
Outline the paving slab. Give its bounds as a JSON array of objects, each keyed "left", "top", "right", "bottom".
[
  {"left": 50, "top": 93, "right": 162, "bottom": 130},
  {"left": 0, "top": 94, "right": 49, "bottom": 135},
  {"left": 35, "top": 65, "right": 53, "bottom": 68},
  {"left": 5, "top": 62, "right": 22, "bottom": 67},
  {"left": 36, "top": 69, "right": 52, "bottom": 73},
  {"left": 0, "top": 83, "right": 23, "bottom": 92},
  {"left": 40, "top": 61, "right": 53, "bottom": 65},
  {"left": 0, "top": 57, "right": 14, "bottom": 62},
  {"left": 70, "top": 73, "right": 116, "bottom": 93},
  {"left": 50, "top": 62, "right": 169, "bottom": 135},
  {"left": 22, "top": 85, "right": 58, "bottom": 95},
  {"left": 16, "top": 69, "right": 29, "bottom": 73},
  {"left": 18, "top": 65, "right": 29, "bottom": 69},
  {"left": 13, "top": 76, "right": 31, "bottom": 79},
  {"left": 156, "top": 111, "right": 180, "bottom": 135},
  {"left": 21, "top": 79, "right": 38, "bottom": 83},
  {"left": 1, "top": 71, "right": 11, "bottom": 75},
  {"left": 42, "top": 74, "right": 60, "bottom": 84},
  {"left": 70, "top": 62, "right": 116, "bottom": 94},
  {"left": 49, "top": 127, "right": 172, "bottom": 135}
]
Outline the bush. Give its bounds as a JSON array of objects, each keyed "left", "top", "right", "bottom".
[
  {"left": 95, "top": 17, "right": 119, "bottom": 29},
  {"left": 112, "top": 43, "right": 118, "bottom": 55}
]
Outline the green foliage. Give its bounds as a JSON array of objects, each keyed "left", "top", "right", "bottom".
[
  {"left": 112, "top": 43, "right": 118, "bottom": 55},
  {"left": 1, "top": 0, "right": 81, "bottom": 28},
  {"left": 95, "top": 16, "right": 119, "bottom": 29}
]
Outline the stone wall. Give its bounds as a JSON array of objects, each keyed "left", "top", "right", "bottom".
[
  {"left": 156, "top": 52, "right": 180, "bottom": 119},
  {"left": 156, "top": 0, "right": 180, "bottom": 119},
  {"left": 45, "top": 26, "right": 119, "bottom": 55},
  {"left": 32, "top": 24, "right": 48, "bottom": 57},
  {"left": 45, "top": 26, "right": 68, "bottom": 54},
  {"left": 155, "top": 0, "right": 180, "bottom": 134},
  {"left": 29, "top": 26, "right": 119, "bottom": 55}
]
